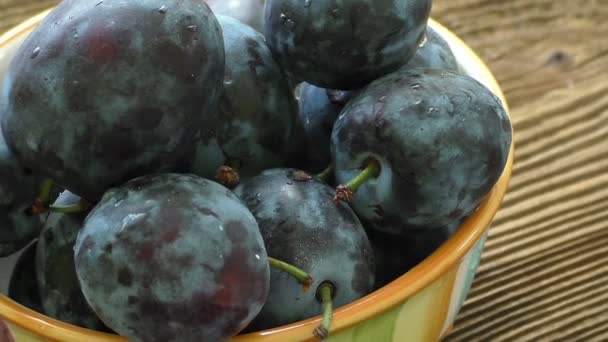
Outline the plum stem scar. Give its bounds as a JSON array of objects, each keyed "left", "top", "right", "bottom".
[{"left": 334, "top": 159, "right": 380, "bottom": 204}]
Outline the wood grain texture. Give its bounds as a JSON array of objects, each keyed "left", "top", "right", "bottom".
[
  {"left": 432, "top": 1, "right": 608, "bottom": 341},
  {"left": 1, "top": 0, "right": 607, "bottom": 341}
]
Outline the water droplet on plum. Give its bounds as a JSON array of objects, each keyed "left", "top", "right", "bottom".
[
  {"left": 30, "top": 47, "right": 41, "bottom": 59},
  {"left": 223, "top": 74, "right": 233, "bottom": 85},
  {"left": 418, "top": 34, "right": 428, "bottom": 48},
  {"left": 280, "top": 13, "right": 296, "bottom": 29}
]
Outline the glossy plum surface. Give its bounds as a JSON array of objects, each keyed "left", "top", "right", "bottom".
[
  {"left": 36, "top": 191, "right": 107, "bottom": 330},
  {"left": 332, "top": 69, "right": 512, "bottom": 235},
  {"left": 190, "top": 15, "right": 301, "bottom": 181},
  {"left": 8, "top": 242, "right": 43, "bottom": 313},
  {"left": 0, "top": 128, "right": 44, "bottom": 257},
  {"left": 1, "top": 0, "right": 225, "bottom": 200},
  {"left": 264, "top": 0, "right": 432, "bottom": 89},
  {"left": 234, "top": 168, "right": 374, "bottom": 330},
  {"left": 401, "top": 26, "right": 459, "bottom": 71},
  {"left": 369, "top": 221, "right": 460, "bottom": 289},
  {"left": 205, "top": 0, "right": 266, "bottom": 33},
  {"left": 297, "top": 84, "right": 356, "bottom": 172},
  {"left": 74, "top": 174, "right": 269, "bottom": 342}
]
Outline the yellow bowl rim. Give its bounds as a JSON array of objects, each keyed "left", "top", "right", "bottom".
[{"left": 0, "top": 9, "right": 514, "bottom": 342}]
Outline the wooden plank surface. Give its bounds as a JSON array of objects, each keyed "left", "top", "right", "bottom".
[{"left": 2, "top": 0, "right": 607, "bottom": 341}]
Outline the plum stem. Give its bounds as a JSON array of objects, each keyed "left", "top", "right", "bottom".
[
  {"left": 48, "top": 200, "right": 90, "bottom": 214},
  {"left": 334, "top": 159, "right": 381, "bottom": 204},
  {"left": 268, "top": 257, "right": 313, "bottom": 291},
  {"left": 316, "top": 163, "right": 334, "bottom": 182},
  {"left": 31, "top": 178, "right": 55, "bottom": 214},
  {"left": 215, "top": 165, "right": 240, "bottom": 188},
  {"left": 313, "top": 282, "right": 335, "bottom": 340}
]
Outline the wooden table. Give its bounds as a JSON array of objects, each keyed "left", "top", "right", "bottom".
[{"left": 2, "top": 1, "right": 607, "bottom": 341}]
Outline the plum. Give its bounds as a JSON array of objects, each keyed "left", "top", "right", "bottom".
[
  {"left": 36, "top": 191, "right": 107, "bottom": 330},
  {"left": 234, "top": 168, "right": 374, "bottom": 330},
  {"left": 204, "top": 0, "right": 266, "bottom": 33},
  {"left": 401, "top": 26, "right": 459, "bottom": 71},
  {"left": 297, "top": 84, "right": 357, "bottom": 172},
  {"left": 295, "top": 24, "right": 458, "bottom": 172},
  {"left": 8, "top": 242, "right": 43, "bottom": 313},
  {"left": 263, "top": 0, "right": 432, "bottom": 89},
  {"left": 74, "top": 174, "right": 269, "bottom": 342},
  {"left": 369, "top": 221, "right": 460, "bottom": 289},
  {"left": 1, "top": 0, "right": 225, "bottom": 200},
  {"left": 190, "top": 15, "right": 302, "bottom": 182},
  {"left": 293, "top": 26, "right": 457, "bottom": 173},
  {"left": 0, "top": 126, "right": 44, "bottom": 257},
  {"left": 332, "top": 69, "right": 512, "bottom": 235}
]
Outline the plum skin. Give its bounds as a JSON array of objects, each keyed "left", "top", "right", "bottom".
[
  {"left": 74, "top": 174, "right": 269, "bottom": 342},
  {"left": 1, "top": 0, "right": 225, "bottom": 200},
  {"left": 295, "top": 24, "right": 458, "bottom": 173},
  {"left": 8, "top": 242, "right": 43, "bottom": 313},
  {"left": 0, "top": 129, "right": 44, "bottom": 257},
  {"left": 190, "top": 15, "right": 301, "bottom": 181},
  {"left": 204, "top": 0, "right": 266, "bottom": 33},
  {"left": 296, "top": 84, "right": 356, "bottom": 172},
  {"left": 36, "top": 191, "right": 108, "bottom": 331},
  {"left": 332, "top": 69, "right": 512, "bottom": 235},
  {"left": 369, "top": 221, "right": 460, "bottom": 289},
  {"left": 263, "top": 0, "right": 432, "bottom": 90},
  {"left": 234, "top": 168, "right": 375, "bottom": 330},
  {"left": 401, "top": 26, "right": 459, "bottom": 71}
]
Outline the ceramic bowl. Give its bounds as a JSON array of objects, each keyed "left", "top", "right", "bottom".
[{"left": 0, "top": 9, "right": 513, "bottom": 342}]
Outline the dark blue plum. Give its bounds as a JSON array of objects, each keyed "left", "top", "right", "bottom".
[
  {"left": 1, "top": 0, "right": 225, "bottom": 200},
  {"left": 205, "top": 0, "right": 266, "bottom": 33},
  {"left": 294, "top": 25, "right": 457, "bottom": 173},
  {"left": 8, "top": 242, "right": 43, "bottom": 313},
  {"left": 297, "top": 84, "right": 357, "bottom": 172},
  {"left": 74, "top": 174, "right": 269, "bottom": 342},
  {"left": 234, "top": 168, "right": 374, "bottom": 330},
  {"left": 263, "top": 0, "right": 432, "bottom": 89},
  {"left": 369, "top": 221, "right": 460, "bottom": 289},
  {"left": 36, "top": 191, "right": 107, "bottom": 331},
  {"left": 332, "top": 69, "right": 512, "bottom": 235},
  {"left": 0, "top": 128, "right": 44, "bottom": 257},
  {"left": 401, "top": 26, "right": 459, "bottom": 71},
  {"left": 190, "top": 15, "right": 302, "bottom": 181}
]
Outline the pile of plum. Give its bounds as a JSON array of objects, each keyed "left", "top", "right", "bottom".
[{"left": 0, "top": 0, "right": 512, "bottom": 341}]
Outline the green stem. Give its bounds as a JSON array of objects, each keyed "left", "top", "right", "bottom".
[
  {"left": 48, "top": 201, "right": 90, "bottom": 214},
  {"left": 268, "top": 257, "right": 313, "bottom": 291},
  {"left": 346, "top": 159, "right": 381, "bottom": 193},
  {"left": 37, "top": 178, "right": 55, "bottom": 206},
  {"left": 316, "top": 163, "right": 334, "bottom": 182},
  {"left": 313, "top": 282, "right": 335, "bottom": 340},
  {"left": 31, "top": 178, "right": 55, "bottom": 214},
  {"left": 334, "top": 159, "right": 381, "bottom": 204}
]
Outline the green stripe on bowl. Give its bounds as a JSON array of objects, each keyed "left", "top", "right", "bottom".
[{"left": 327, "top": 303, "right": 404, "bottom": 342}]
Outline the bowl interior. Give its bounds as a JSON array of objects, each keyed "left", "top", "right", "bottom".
[{"left": 0, "top": 11, "right": 513, "bottom": 342}]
